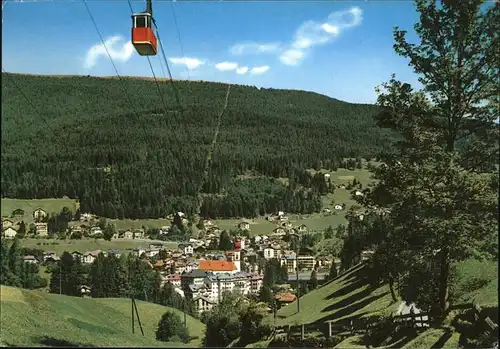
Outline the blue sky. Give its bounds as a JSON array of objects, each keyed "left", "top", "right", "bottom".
[{"left": 2, "top": 0, "right": 423, "bottom": 104}]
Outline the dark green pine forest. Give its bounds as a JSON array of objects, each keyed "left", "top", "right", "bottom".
[{"left": 1, "top": 73, "right": 396, "bottom": 219}]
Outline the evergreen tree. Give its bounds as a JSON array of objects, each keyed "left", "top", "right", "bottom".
[
  {"left": 258, "top": 285, "right": 273, "bottom": 304},
  {"left": 328, "top": 260, "right": 338, "bottom": 280},
  {"left": 49, "top": 252, "right": 82, "bottom": 296},
  {"left": 310, "top": 269, "right": 318, "bottom": 289},
  {"left": 218, "top": 231, "right": 234, "bottom": 251},
  {"left": 17, "top": 221, "right": 26, "bottom": 238}
]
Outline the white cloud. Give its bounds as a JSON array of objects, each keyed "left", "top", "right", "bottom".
[
  {"left": 169, "top": 57, "right": 205, "bottom": 70},
  {"left": 227, "top": 7, "right": 362, "bottom": 67},
  {"left": 280, "top": 6, "right": 363, "bottom": 66},
  {"left": 236, "top": 66, "right": 249, "bottom": 75},
  {"left": 230, "top": 42, "right": 281, "bottom": 56},
  {"left": 84, "top": 35, "right": 134, "bottom": 69},
  {"left": 279, "top": 49, "right": 305, "bottom": 66},
  {"left": 215, "top": 61, "right": 239, "bottom": 71},
  {"left": 250, "top": 65, "right": 270, "bottom": 75}
]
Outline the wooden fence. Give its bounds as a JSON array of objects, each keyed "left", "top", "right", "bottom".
[
  {"left": 391, "top": 309, "right": 431, "bottom": 329},
  {"left": 472, "top": 303, "right": 499, "bottom": 339}
]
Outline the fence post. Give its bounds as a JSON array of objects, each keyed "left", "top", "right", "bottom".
[{"left": 301, "top": 324, "right": 305, "bottom": 341}]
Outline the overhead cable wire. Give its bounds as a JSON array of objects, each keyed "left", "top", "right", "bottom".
[
  {"left": 83, "top": 0, "right": 162, "bottom": 163},
  {"left": 169, "top": 0, "right": 190, "bottom": 81},
  {"left": 152, "top": 17, "right": 183, "bottom": 111},
  {"left": 126, "top": 0, "right": 171, "bottom": 116},
  {"left": 82, "top": 0, "right": 137, "bottom": 112}
]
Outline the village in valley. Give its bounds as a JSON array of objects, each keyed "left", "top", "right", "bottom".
[
  {"left": 1, "top": 204, "right": 352, "bottom": 316},
  {"left": 1, "top": 0, "right": 498, "bottom": 347}
]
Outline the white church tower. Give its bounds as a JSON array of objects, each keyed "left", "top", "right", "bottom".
[{"left": 233, "top": 249, "right": 241, "bottom": 272}]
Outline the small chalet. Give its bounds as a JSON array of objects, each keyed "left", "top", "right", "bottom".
[
  {"left": 2, "top": 219, "right": 14, "bottom": 229},
  {"left": 35, "top": 223, "right": 48, "bottom": 236},
  {"left": 2, "top": 227, "right": 17, "bottom": 239},
  {"left": 11, "top": 209, "right": 25, "bottom": 218},
  {"left": 297, "top": 224, "right": 308, "bottom": 233},
  {"left": 23, "top": 255, "right": 38, "bottom": 264},
  {"left": 237, "top": 221, "right": 250, "bottom": 231},
  {"left": 275, "top": 292, "right": 296, "bottom": 304},
  {"left": 193, "top": 295, "right": 216, "bottom": 315},
  {"left": 33, "top": 208, "right": 48, "bottom": 221},
  {"left": 80, "top": 285, "right": 92, "bottom": 297},
  {"left": 179, "top": 244, "right": 194, "bottom": 256}
]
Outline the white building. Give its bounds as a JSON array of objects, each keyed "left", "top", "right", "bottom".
[
  {"left": 263, "top": 247, "right": 281, "bottom": 260},
  {"left": 35, "top": 223, "right": 48, "bottom": 236},
  {"left": 81, "top": 250, "right": 101, "bottom": 264},
  {"left": 2, "top": 227, "right": 17, "bottom": 239},
  {"left": 2, "top": 219, "right": 14, "bottom": 229},
  {"left": 90, "top": 226, "right": 102, "bottom": 236},
  {"left": 179, "top": 244, "right": 194, "bottom": 256}
]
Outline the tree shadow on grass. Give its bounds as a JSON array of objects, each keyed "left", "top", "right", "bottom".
[
  {"left": 315, "top": 292, "right": 390, "bottom": 325},
  {"left": 324, "top": 278, "right": 370, "bottom": 302},
  {"left": 430, "top": 328, "right": 453, "bottom": 349},
  {"left": 335, "top": 264, "right": 367, "bottom": 286},
  {"left": 34, "top": 336, "right": 96, "bottom": 347},
  {"left": 379, "top": 329, "right": 420, "bottom": 348},
  {"left": 323, "top": 285, "right": 375, "bottom": 312}
]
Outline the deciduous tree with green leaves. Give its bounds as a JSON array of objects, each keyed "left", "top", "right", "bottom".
[
  {"left": 364, "top": 0, "right": 499, "bottom": 317},
  {"left": 156, "top": 310, "right": 189, "bottom": 343}
]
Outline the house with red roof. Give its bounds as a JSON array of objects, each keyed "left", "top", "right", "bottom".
[{"left": 199, "top": 260, "right": 237, "bottom": 274}]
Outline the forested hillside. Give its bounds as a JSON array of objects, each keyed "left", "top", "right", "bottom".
[{"left": 1, "top": 73, "right": 395, "bottom": 219}]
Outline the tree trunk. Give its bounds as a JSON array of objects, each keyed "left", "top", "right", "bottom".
[
  {"left": 438, "top": 248, "right": 450, "bottom": 317},
  {"left": 388, "top": 275, "right": 398, "bottom": 303}
]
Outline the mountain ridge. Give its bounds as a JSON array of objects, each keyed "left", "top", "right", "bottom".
[{"left": 1, "top": 73, "right": 394, "bottom": 219}]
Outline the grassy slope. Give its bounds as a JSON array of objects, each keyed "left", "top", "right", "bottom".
[
  {"left": 18, "top": 238, "right": 178, "bottom": 255},
  {"left": 2, "top": 165, "right": 375, "bottom": 235},
  {"left": 0, "top": 285, "right": 205, "bottom": 347},
  {"left": 274, "top": 263, "right": 399, "bottom": 327},
  {"left": 1, "top": 198, "right": 79, "bottom": 223},
  {"left": 271, "top": 259, "right": 498, "bottom": 348}
]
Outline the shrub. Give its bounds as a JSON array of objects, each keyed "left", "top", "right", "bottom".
[{"left": 155, "top": 310, "right": 189, "bottom": 343}]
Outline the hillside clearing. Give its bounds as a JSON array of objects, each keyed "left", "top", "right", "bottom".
[
  {"left": 1, "top": 198, "right": 79, "bottom": 223},
  {"left": 19, "top": 238, "right": 178, "bottom": 255},
  {"left": 0, "top": 285, "right": 205, "bottom": 347}
]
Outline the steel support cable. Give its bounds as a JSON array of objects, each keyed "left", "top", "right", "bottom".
[
  {"left": 152, "top": 18, "right": 183, "bottom": 111},
  {"left": 169, "top": 0, "right": 190, "bottom": 81},
  {"left": 126, "top": 0, "right": 172, "bottom": 118},
  {"left": 83, "top": 0, "right": 161, "bottom": 177},
  {"left": 126, "top": 0, "right": 186, "bottom": 174}
]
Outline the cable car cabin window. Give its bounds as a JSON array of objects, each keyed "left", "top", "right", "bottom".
[{"left": 135, "top": 16, "right": 147, "bottom": 28}]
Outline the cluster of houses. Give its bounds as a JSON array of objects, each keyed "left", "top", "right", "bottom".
[
  {"left": 2, "top": 207, "right": 52, "bottom": 238},
  {"left": 2, "top": 218, "right": 48, "bottom": 238},
  {"left": 20, "top": 220, "right": 337, "bottom": 315},
  {"left": 4, "top": 207, "right": 344, "bottom": 314}
]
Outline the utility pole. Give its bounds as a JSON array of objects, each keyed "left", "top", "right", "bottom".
[
  {"left": 183, "top": 299, "right": 187, "bottom": 329},
  {"left": 291, "top": 233, "right": 300, "bottom": 314},
  {"left": 59, "top": 261, "right": 62, "bottom": 295}
]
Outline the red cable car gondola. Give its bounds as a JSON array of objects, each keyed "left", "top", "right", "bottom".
[{"left": 131, "top": 0, "right": 157, "bottom": 56}]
